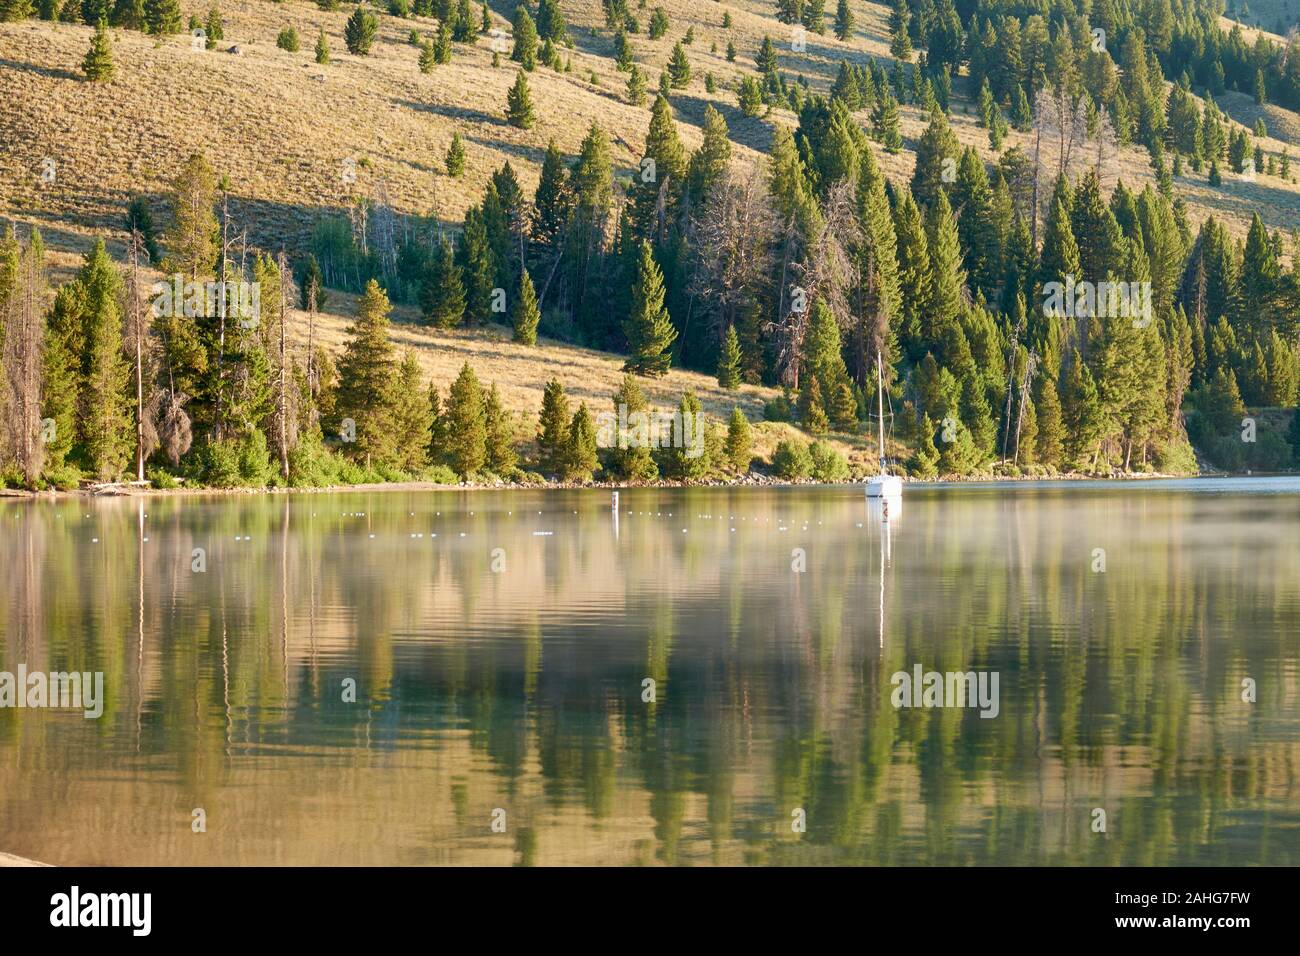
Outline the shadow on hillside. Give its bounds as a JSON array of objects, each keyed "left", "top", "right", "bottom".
[
  {"left": 0, "top": 57, "right": 81, "bottom": 82},
  {"left": 398, "top": 98, "right": 509, "bottom": 129},
  {"left": 667, "top": 92, "right": 774, "bottom": 152}
]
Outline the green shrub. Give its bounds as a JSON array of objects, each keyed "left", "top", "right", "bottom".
[
  {"left": 763, "top": 391, "right": 796, "bottom": 422},
  {"left": 809, "top": 440, "right": 849, "bottom": 481},
  {"left": 772, "top": 439, "right": 813, "bottom": 479}
]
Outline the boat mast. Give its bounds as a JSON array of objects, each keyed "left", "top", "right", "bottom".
[{"left": 876, "top": 353, "right": 886, "bottom": 475}]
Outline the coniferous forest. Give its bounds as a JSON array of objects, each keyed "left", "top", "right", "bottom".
[{"left": 3, "top": 0, "right": 1300, "bottom": 489}]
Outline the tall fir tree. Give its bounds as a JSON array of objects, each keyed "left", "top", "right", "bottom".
[
  {"left": 623, "top": 240, "right": 677, "bottom": 376},
  {"left": 445, "top": 362, "right": 487, "bottom": 476}
]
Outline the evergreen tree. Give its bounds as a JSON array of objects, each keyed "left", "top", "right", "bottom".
[
  {"left": 277, "top": 25, "right": 301, "bottom": 52},
  {"left": 421, "top": 236, "right": 465, "bottom": 328},
  {"left": 648, "top": 5, "right": 668, "bottom": 39},
  {"left": 537, "top": 378, "right": 570, "bottom": 472},
  {"left": 511, "top": 5, "right": 537, "bottom": 69},
  {"left": 724, "top": 406, "right": 752, "bottom": 472},
  {"left": 910, "top": 106, "right": 960, "bottom": 207},
  {"left": 607, "top": 373, "right": 656, "bottom": 479},
  {"left": 872, "top": 89, "right": 902, "bottom": 152},
  {"left": 344, "top": 7, "right": 377, "bottom": 55},
  {"left": 564, "top": 403, "right": 599, "bottom": 480},
  {"left": 202, "top": 5, "right": 221, "bottom": 48},
  {"left": 623, "top": 240, "right": 677, "bottom": 375},
  {"left": 81, "top": 19, "right": 115, "bottom": 82},
  {"left": 482, "top": 381, "right": 517, "bottom": 472},
  {"left": 667, "top": 41, "right": 690, "bottom": 88},
  {"left": 418, "top": 38, "right": 437, "bottom": 72},
  {"left": 79, "top": 259, "right": 132, "bottom": 479},
  {"left": 887, "top": 0, "right": 910, "bottom": 60},
  {"left": 909, "top": 413, "right": 940, "bottom": 477},
  {"left": 445, "top": 132, "right": 466, "bottom": 176},
  {"left": 315, "top": 29, "right": 330, "bottom": 64},
  {"left": 626, "top": 63, "right": 646, "bottom": 105},
  {"left": 717, "top": 323, "right": 741, "bottom": 388},
  {"left": 801, "top": 0, "right": 823, "bottom": 34},
  {"left": 662, "top": 390, "right": 708, "bottom": 478},
  {"left": 833, "top": 0, "right": 852, "bottom": 41},
  {"left": 512, "top": 267, "right": 540, "bottom": 344},
  {"left": 506, "top": 70, "right": 535, "bottom": 128},
  {"left": 335, "top": 280, "right": 398, "bottom": 469},
  {"left": 457, "top": 208, "right": 494, "bottom": 325},
  {"left": 536, "top": 0, "right": 564, "bottom": 40},
  {"left": 433, "top": 20, "right": 453, "bottom": 63},
  {"left": 453, "top": 0, "right": 475, "bottom": 41},
  {"left": 391, "top": 351, "right": 432, "bottom": 473},
  {"left": 143, "top": 0, "right": 178, "bottom": 34},
  {"left": 445, "top": 362, "right": 487, "bottom": 476}
]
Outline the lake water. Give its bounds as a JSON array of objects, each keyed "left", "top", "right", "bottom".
[{"left": 1, "top": 479, "right": 1298, "bottom": 866}]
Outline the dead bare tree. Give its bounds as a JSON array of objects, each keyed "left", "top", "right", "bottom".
[
  {"left": 271, "top": 249, "right": 300, "bottom": 480},
  {"left": 688, "top": 164, "right": 776, "bottom": 344},
  {"left": 124, "top": 229, "right": 157, "bottom": 482}
]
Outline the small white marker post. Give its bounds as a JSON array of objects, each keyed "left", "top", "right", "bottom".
[{"left": 611, "top": 491, "right": 620, "bottom": 539}]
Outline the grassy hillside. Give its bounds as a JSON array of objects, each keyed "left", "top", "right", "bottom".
[
  {"left": 6, "top": 1, "right": 1300, "bottom": 276},
  {"left": 3, "top": 2, "right": 1300, "bottom": 484}
]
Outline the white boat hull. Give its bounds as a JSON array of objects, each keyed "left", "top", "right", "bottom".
[{"left": 865, "top": 475, "right": 903, "bottom": 498}]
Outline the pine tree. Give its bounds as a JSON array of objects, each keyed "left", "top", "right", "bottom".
[
  {"left": 536, "top": 0, "right": 565, "bottom": 41},
  {"left": 391, "top": 351, "right": 432, "bottom": 473},
  {"left": 801, "top": 0, "right": 824, "bottom": 34},
  {"left": 738, "top": 76, "right": 764, "bottom": 117},
  {"left": 755, "top": 34, "right": 777, "bottom": 74},
  {"left": 537, "top": 378, "right": 570, "bottom": 472},
  {"left": 445, "top": 362, "right": 487, "bottom": 476},
  {"left": 872, "top": 89, "right": 901, "bottom": 152},
  {"left": 512, "top": 267, "right": 540, "bottom": 344},
  {"left": 445, "top": 132, "right": 466, "bottom": 176},
  {"left": 924, "top": 190, "right": 966, "bottom": 349},
  {"left": 81, "top": 19, "right": 115, "bottom": 82},
  {"left": 648, "top": 5, "right": 668, "bottom": 39},
  {"left": 667, "top": 40, "right": 690, "bottom": 88},
  {"left": 453, "top": 0, "right": 475, "bottom": 41},
  {"left": 143, "top": 0, "right": 178, "bottom": 34},
  {"left": 626, "top": 63, "right": 646, "bottom": 105},
  {"left": 623, "top": 240, "right": 677, "bottom": 375},
  {"left": 717, "top": 323, "right": 741, "bottom": 388},
  {"left": 203, "top": 6, "right": 221, "bottom": 48},
  {"left": 506, "top": 70, "right": 535, "bottom": 128},
  {"left": 724, "top": 406, "right": 752, "bottom": 472},
  {"left": 482, "top": 382, "right": 517, "bottom": 472},
  {"left": 344, "top": 7, "right": 377, "bottom": 55},
  {"left": 511, "top": 6, "right": 537, "bottom": 69},
  {"left": 421, "top": 236, "right": 465, "bottom": 328},
  {"left": 561, "top": 403, "right": 598, "bottom": 480},
  {"left": 910, "top": 106, "right": 960, "bottom": 207},
  {"left": 433, "top": 20, "right": 453, "bottom": 62},
  {"left": 613, "top": 27, "right": 632, "bottom": 71},
  {"left": 162, "top": 152, "right": 218, "bottom": 281},
  {"left": 418, "top": 38, "right": 436, "bottom": 73},
  {"left": 77, "top": 242, "right": 132, "bottom": 480},
  {"left": 277, "top": 25, "right": 301, "bottom": 52},
  {"left": 887, "top": 0, "right": 910, "bottom": 60},
  {"left": 457, "top": 208, "right": 494, "bottom": 325},
  {"left": 336, "top": 280, "right": 398, "bottom": 469},
  {"left": 663, "top": 391, "right": 709, "bottom": 478},
  {"left": 428, "top": 383, "right": 448, "bottom": 464},
  {"left": 315, "top": 29, "right": 329, "bottom": 64},
  {"left": 609, "top": 373, "right": 657, "bottom": 479},
  {"left": 833, "top": 0, "right": 852, "bottom": 40}
]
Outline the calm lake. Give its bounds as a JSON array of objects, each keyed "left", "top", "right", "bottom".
[{"left": 1, "top": 479, "right": 1298, "bottom": 866}]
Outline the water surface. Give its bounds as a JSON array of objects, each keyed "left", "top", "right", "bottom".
[{"left": 1, "top": 480, "right": 1297, "bottom": 865}]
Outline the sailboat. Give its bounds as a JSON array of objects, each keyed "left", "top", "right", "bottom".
[{"left": 865, "top": 353, "right": 903, "bottom": 499}]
